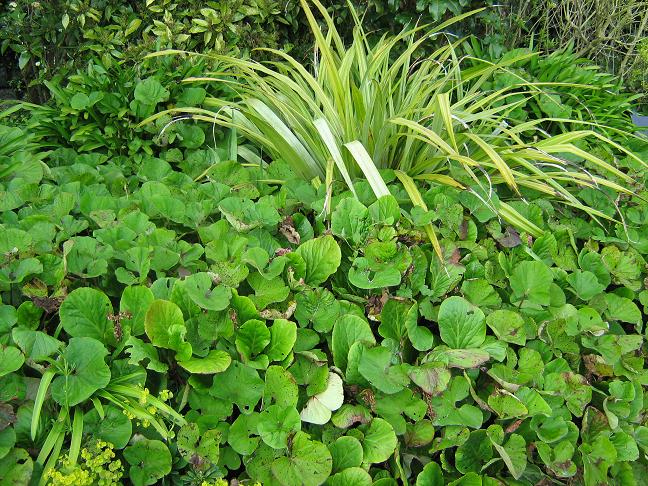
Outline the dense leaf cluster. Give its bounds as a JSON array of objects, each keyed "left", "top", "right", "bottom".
[{"left": 2, "top": 101, "right": 648, "bottom": 483}]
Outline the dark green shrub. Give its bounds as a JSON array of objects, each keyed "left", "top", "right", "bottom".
[{"left": 0, "top": 0, "right": 296, "bottom": 101}]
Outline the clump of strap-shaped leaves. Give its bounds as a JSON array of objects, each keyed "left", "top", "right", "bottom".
[{"left": 142, "top": 0, "right": 645, "bottom": 259}]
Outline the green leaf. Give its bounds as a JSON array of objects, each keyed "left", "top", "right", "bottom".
[
  {"left": 509, "top": 261, "right": 553, "bottom": 306},
  {"left": 515, "top": 387, "right": 552, "bottom": 417},
  {"left": 0, "top": 346, "right": 24, "bottom": 377},
  {"left": 428, "top": 347, "right": 490, "bottom": 369},
  {"left": 184, "top": 272, "right": 232, "bottom": 311},
  {"left": 328, "top": 467, "right": 372, "bottom": 486},
  {"left": 59, "top": 288, "right": 115, "bottom": 346},
  {"left": 124, "top": 439, "right": 172, "bottom": 486},
  {"left": 270, "top": 432, "right": 332, "bottom": 485},
  {"left": 329, "top": 435, "right": 363, "bottom": 472},
  {"left": 485, "top": 310, "right": 526, "bottom": 345},
  {"left": 605, "top": 293, "right": 641, "bottom": 326},
  {"left": 236, "top": 319, "right": 270, "bottom": 360},
  {"left": 11, "top": 328, "right": 62, "bottom": 361},
  {"left": 124, "top": 336, "right": 168, "bottom": 373},
  {"left": 405, "top": 419, "right": 435, "bottom": 448},
  {"left": 580, "top": 434, "right": 616, "bottom": 486},
  {"left": 545, "top": 372, "right": 592, "bottom": 417},
  {"left": 85, "top": 405, "right": 132, "bottom": 449},
  {"left": 348, "top": 257, "right": 402, "bottom": 289},
  {"left": 134, "top": 78, "right": 170, "bottom": 106},
  {"left": 332, "top": 315, "right": 375, "bottom": 371},
  {"left": 487, "top": 390, "right": 528, "bottom": 419},
  {"left": 489, "top": 431, "right": 527, "bottom": 479},
  {"left": 331, "top": 197, "right": 370, "bottom": 246},
  {"left": 537, "top": 440, "right": 576, "bottom": 477},
  {"left": 0, "top": 426, "right": 16, "bottom": 459},
  {"left": 0, "top": 448, "right": 33, "bottom": 485},
  {"left": 332, "top": 404, "right": 372, "bottom": 429},
  {"left": 378, "top": 299, "right": 409, "bottom": 343},
  {"left": 70, "top": 93, "right": 89, "bottom": 110},
  {"left": 144, "top": 299, "right": 191, "bottom": 359},
  {"left": 566, "top": 270, "right": 606, "bottom": 301},
  {"left": 178, "top": 350, "right": 231, "bottom": 374},
  {"left": 369, "top": 195, "right": 401, "bottom": 225},
  {"left": 416, "top": 462, "right": 444, "bottom": 486},
  {"left": 177, "top": 423, "right": 220, "bottom": 466},
  {"left": 258, "top": 404, "right": 301, "bottom": 449},
  {"left": 438, "top": 296, "right": 485, "bottom": 349},
  {"left": 266, "top": 319, "right": 296, "bottom": 362},
  {"left": 455, "top": 430, "right": 492, "bottom": 474},
  {"left": 408, "top": 362, "right": 451, "bottom": 395},
  {"left": 120, "top": 286, "right": 154, "bottom": 336},
  {"left": 295, "top": 235, "right": 341, "bottom": 286},
  {"left": 362, "top": 418, "right": 397, "bottom": 464},
  {"left": 51, "top": 337, "right": 111, "bottom": 407},
  {"left": 228, "top": 412, "right": 260, "bottom": 456},
  {"left": 264, "top": 365, "right": 299, "bottom": 408},
  {"left": 294, "top": 288, "right": 340, "bottom": 332},
  {"left": 210, "top": 361, "right": 264, "bottom": 413},
  {"left": 358, "top": 346, "right": 410, "bottom": 394}
]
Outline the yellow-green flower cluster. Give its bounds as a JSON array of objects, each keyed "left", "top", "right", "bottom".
[
  {"left": 159, "top": 389, "right": 173, "bottom": 402},
  {"left": 200, "top": 480, "right": 227, "bottom": 486},
  {"left": 139, "top": 387, "right": 150, "bottom": 405},
  {"left": 45, "top": 440, "right": 123, "bottom": 486},
  {"left": 44, "top": 464, "right": 92, "bottom": 486}
]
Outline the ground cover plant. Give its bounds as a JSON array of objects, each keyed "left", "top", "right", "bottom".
[{"left": 1, "top": 1, "right": 648, "bottom": 485}]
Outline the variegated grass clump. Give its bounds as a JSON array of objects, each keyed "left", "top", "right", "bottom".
[{"left": 143, "top": 0, "right": 646, "bottom": 258}]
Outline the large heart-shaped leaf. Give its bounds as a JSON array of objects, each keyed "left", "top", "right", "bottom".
[
  {"left": 59, "top": 288, "right": 115, "bottom": 346},
  {"left": 51, "top": 337, "right": 111, "bottom": 407},
  {"left": 124, "top": 439, "right": 172, "bottom": 486}
]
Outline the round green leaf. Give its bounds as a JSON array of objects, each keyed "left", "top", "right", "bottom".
[
  {"left": 455, "top": 430, "right": 493, "bottom": 474},
  {"left": 416, "top": 462, "right": 444, "bottom": 486},
  {"left": 11, "top": 329, "right": 62, "bottom": 362},
  {"left": 509, "top": 261, "right": 553, "bottom": 306},
  {"left": 408, "top": 362, "right": 451, "bottom": 395},
  {"left": 177, "top": 422, "right": 221, "bottom": 465},
  {"left": 0, "top": 448, "right": 33, "bottom": 485},
  {"left": 271, "top": 431, "right": 332, "bottom": 486},
  {"left": 295, "top": 235, "right": 341, "bottom": 286},
  {"left": 358, "top": 346, "right": 409, "bottom": 394},
  {"left": 51, "top": 337, "right": 111, "bottom": 407},
  {"left": 362, "top": 418, "right": 397, "bottom": 464},
  {"left": 0, "top": 426, "right": 16, "bottom": 459},
  {"left": 438, "top": 296, "right": 485, "bottom": 349},
  {"left": 328, "top": 467, "right": 372, "bottom": 486},
  {"left": 124, "top": 439, "right": 172, "bottom": 486},
  {"left": 228, "top": 412, "right": 260, "bottom": 456},
  {"left": 59, "top": 288, "right": 115, "bottom": 346},
  {"left": 0, "top": 346, "right": 24, "bottom": 377},
  {"left": 184, "top": 272, "right": 232, "bottom": 311},
  {"left": 84, "top": 405, "right": 132, "bottom": 449},
  {"left": 264, "top": 365, "right": 299, "bottom": 408},
  {"left": 258, "top": 404, "right": 301, "bottom": 449},
  {"left": 329, "top": 436, "right": 363, "bottom": 472},
  {"left": 485, "top": 310, "right": 526, "bottom": 345},
  {"left": 211, "top": 361, "right": 264, "bottom": 413}
]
